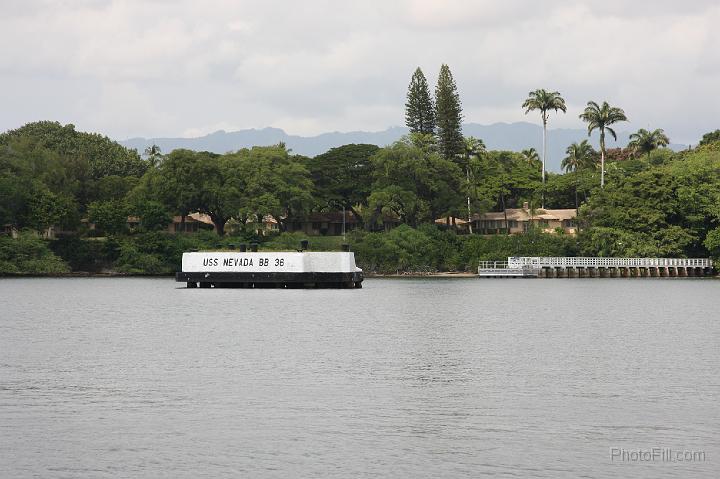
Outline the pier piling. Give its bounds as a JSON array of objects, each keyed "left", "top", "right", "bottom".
[{"left": 478, "top": 257, "right": 713, "bottom": 279}]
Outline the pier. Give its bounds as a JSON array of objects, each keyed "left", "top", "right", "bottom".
[{"left": 478, "top": 257, "right": 713, "bottom": 278}]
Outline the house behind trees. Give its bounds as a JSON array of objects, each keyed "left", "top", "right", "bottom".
[{"left": 471, "top": 203, "right": 578, "bottom": 235}]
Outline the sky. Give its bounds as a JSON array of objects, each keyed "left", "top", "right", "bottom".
[{"left": 1, "top": 0, "right": 718, "bottom": 144}]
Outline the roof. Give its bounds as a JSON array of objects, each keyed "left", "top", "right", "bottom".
[
  {"left": 245, "top": 214, "right": 278, "bottom": 224},
  {"left": 434, "top": 216, "right": 469, "bottom": 225},
  {"left": 188, "top": 212, "right": 215, "bottom": 225},
  {"left": 472, "top": 208, "right": 530, "bottom": 221},
  {"left": 305, "top": 211, "right": 360, "bottom": 223},
  {"left": 472, "top": 208, "right": 576, "bottom": 222},
  {"left": 538, "top": 209, "right": 577, "bottom": 221}
]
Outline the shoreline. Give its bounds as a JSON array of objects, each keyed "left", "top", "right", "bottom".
[
  {"left": 365, "top": 272, "right": 477, "bottom": 278},
  {"left": 0, "top": 271, "right": 174, "bottom": 278},
  {"left": 2, "top": 271, "right": 716, "bottom": 279},
  {"left": 1, "top": 271, "right": 477, "bottom": 279}
]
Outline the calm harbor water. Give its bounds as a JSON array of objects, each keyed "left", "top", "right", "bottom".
[{"left": 1, "top": 277, "right": 718, "bottom": 478}]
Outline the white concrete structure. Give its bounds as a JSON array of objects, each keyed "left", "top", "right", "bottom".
[
  {"left": 182, "top": 252, "right": 359, "bottom": 273},
  {"left": 178, "top": 251, "right": 363, "bottom": 288},
  {"left": 479, "top": 257, "right": 713, "bottom": 278},
  {"left": 507, "top": 257, "right": 712, "bottom": 269}
]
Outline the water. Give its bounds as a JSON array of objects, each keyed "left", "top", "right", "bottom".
[{"left": 1, "top": 277, "right": 718, "bottom": 478}]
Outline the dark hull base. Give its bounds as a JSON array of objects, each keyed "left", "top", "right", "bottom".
[{"left": 176, "top": 271, "right": 363, "bottom": 289}]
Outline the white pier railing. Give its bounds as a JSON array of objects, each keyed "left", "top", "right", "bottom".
[{"left": 506, "top": 257, "right": 712, "bottom": 269}]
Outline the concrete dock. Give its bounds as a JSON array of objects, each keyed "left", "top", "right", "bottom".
[{"left": 478, "top": 257, "right": 713, "bottom": 278}]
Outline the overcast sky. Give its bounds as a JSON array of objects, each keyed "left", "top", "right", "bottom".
[{"left": 1, "top": 0, "right": 718, "bottom": 144}]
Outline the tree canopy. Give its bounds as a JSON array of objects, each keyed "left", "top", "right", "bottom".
[
  {"left": 628, "top": 128, "right": 670, "bottom": 159},
  {"left": 405, "top": 68, "right": 436, "bottom": 135},
  {"left": 579, "top": 101, "right": 628, "bottom": 188},
  {"left": 368, "top": 137, "right": 463, "bottom": 227},
  {"left": 306, "top": 143, "right": 379, "bottom": 224},
  {"left": 145, "top": 145, "right": 312, "bottom": 235},
  {"left": 434, "top": 64, "right": 464, "bottom": 160}
]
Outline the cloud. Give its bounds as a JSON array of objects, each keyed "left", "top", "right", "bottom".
[{"left": 0, "top": 0, "right": 718, "bottom": 144}]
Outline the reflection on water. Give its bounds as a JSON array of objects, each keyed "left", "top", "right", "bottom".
[{"left": 1, "top": 277, "right": 718, "bottom": 478}]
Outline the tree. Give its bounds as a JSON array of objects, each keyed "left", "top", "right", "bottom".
[
  {"left": 405, "top": 68, "right": 435, "bottom": 135},
  {"left": 577, "top": 146, "right": 720, "bottom": 258},
  {"left": 90, "top": 175, "right": 139, "bottom": 203},
  {"left": 521, "top": 147, "right": 539, "bottom": 162},
  {"left": 704, "top": 227, "right": 720, "bottom": 262},
  {"left": 223, "top": 146, "right": 314, "bottom": 232},
  {"left": 628, "top": 128, "right": 669, "bottom": 160},
  {"left": 461, "top": 137, "right": 486, "bottom": 232},
  {"left": 434, "top": 64, "right": 464, "bottom": 160},
  {"left": 0, "top": 233, "right": 70, "bottom": 274},
  {"left": 154, "top": 146, "right": 312, "bottom": 235},
  {"left": 698, "top": 130, "right": 720, "bottom": 147},
  {"left": 562, "top": 140, "right": 596, "bottom": 211},
  {"left": 562, "top": 140, "right": 596, "bottom": 173},
  {"left": 88, "top": 200, "right": 128, "bottom": 235},
  {"left": 138, "top": 201, "right": 172, "bottom": 231},
  {"left": 579, "top": 101, "right": 628, "bottom": 188},
  {"left": 368, "top": 137, "right": 463, "bottom": 228},
  {"left": 0, "top": 121, "right": 147, "bottom": 180},
  {"left": 307, "top": 144, "right": 379, "bottom": 225},
  {"left": 522, "top": 89, "right": 567, "bottom": 204},
  {"left": 143, "top": 144, "right": 163, "bottom": 167},
  {"left": 153, "top": 149, "right": 218, "bottom": 231}
]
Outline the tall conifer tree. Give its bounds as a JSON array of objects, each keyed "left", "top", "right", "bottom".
[
  {"left": 434, "top": 64, "right": 464, "bottom": 160},
  {"left": 404, "top": 67, "right": 435, "bottom": 134}
]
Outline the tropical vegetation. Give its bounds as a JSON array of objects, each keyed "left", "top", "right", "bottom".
[
  {"left": 1, "top": 67, "right": 719, "bottom": 275},
  {"left": 522, "top": 89, "right": 567, "bottom": 204},
  {"left": 579, "top": 101, "right": 628, "bottom": 188}
]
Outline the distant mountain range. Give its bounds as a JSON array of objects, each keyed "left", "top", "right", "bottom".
[{"left": 120, "top": 122, "right": 688, "bottom": 172}]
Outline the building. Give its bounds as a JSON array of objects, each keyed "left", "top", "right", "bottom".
[
  {"left": 2, "top": 224, "right": 19, "bottom": 238},
  {"left": 434, "top": 216, "right": 470, "bottom": 233},
  {"left": 89, "top": 212, "right": 217, "bottom": 234},
  {"left": 286, "top": 211, "right": 360, "bottom": 236},
  {"left": 240, "top": 215, "right": 279, "bottom": 236},
  {"left": 471, "top": 203, "right": 578, "bottom": 235}
]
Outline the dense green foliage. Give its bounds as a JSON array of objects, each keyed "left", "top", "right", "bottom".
[
  {"left": 628, "top": 128, "right": 670, "bottom": 160},
  {"left": 2, "top": 75, "right": 720, "bottom": 275},
  {"left": 405, "top": 68, "right": 435, "bottom": 135},
  {"left": 0, "top": 233, "right": 70, "bottom": 274},
  {"left": 0, "top": 121, "right": 146, "bottom": 180},
  {"left": 579, "top": 101, "right": 628, "bottom": 188},
  {"left": 699, "top": 130, "right": 720, "bottom": 146},
  {"left": 351, "top": 225, "right": 575, "bottom": 273},
  {"left": 522, "top": 89, "right": 567, "bottom": 187},
  {"left": 368, "top": 136, "right": 463, "bottom": 226},
  {"left": 131, "top": 146, "right": 313, "bottom": 235},
  {"left": 578, "top": 142, "right": 720, "bottom": 258},
  {"left": 306, "top": 144, "right": 378, "bottom": 225},
  {"left": 434, "top": 64, "right": 464, "bottom": 160}
]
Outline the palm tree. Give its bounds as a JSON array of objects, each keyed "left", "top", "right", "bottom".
[
  {"left": 579, "top": 101, "right": 628, "bottom": 188},
  {"left": 628, "top": 128, "right": 670, "bottom": 160},
  {"left": 522, "top": 89, "right": 567, "bottom": 206},
  {"left": 562, "top": 140, "right": 595, "bottom": 211},
  {"left": 461, "top": 137, "right": 486, "bottom": 233},
  {"left": 561, "top": 140, "right": 595, "bottom": 172},
  {"left": 521, "top": 148, "right": 541, "bottom": 170},
  {"left": 143, "top": 144, "right": 163, "bottom": 167}
]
